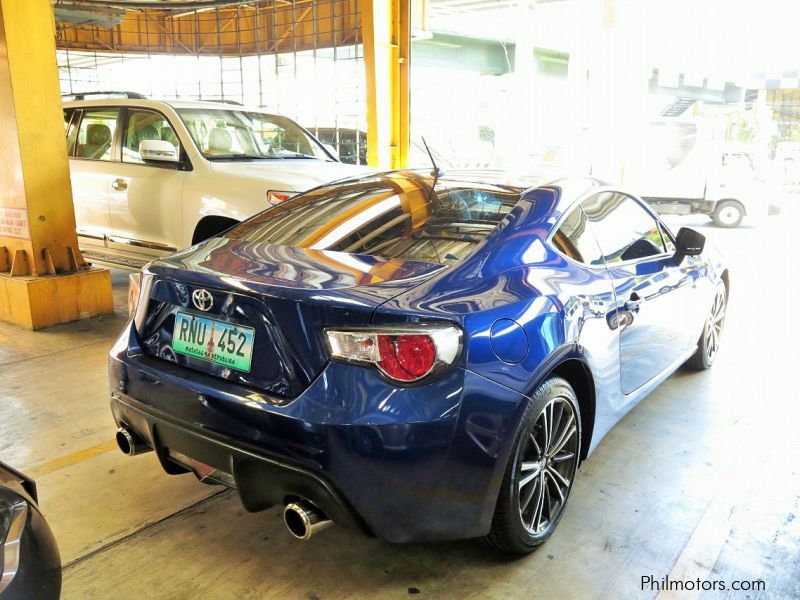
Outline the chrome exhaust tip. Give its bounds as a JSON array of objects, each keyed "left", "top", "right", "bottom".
[
  {"left": 283, "top": 501, "right": 333, "bottom": 540},
  {"left": 115, "top": 427, "right": 152, "bottom": 457}
]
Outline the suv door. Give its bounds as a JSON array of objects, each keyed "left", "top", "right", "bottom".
[
  {"left": 581, "top": 192, "right": 696, "bottom": 394},
  {"left": 68, "top": 108, "right": 118, "bottom": 246},
  {"left": 107, "top": 108, "right": 188, "bottom": 258}
]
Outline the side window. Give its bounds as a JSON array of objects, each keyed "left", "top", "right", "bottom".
[
  {"left": 581, "top": 192, "right": 667, "bottom": 264},
  {"left": 551, "top": 205, "right": 604, "bottom": 266},
  {"left": 123, "top": 110, "right": 180, "bottom": 164},
  {"left": 64, "top": 109, "right": 79, "bottom": 156},
  {"left": 76, "top": 109, "right": 118, "bottom": 161}
]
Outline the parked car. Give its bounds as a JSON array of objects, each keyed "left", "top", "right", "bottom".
[
  {"left": 110, "top": 172, "right": 727, "bottom": 554},
  {"left": 308, "top": 126, "right": 367, "bottom": 166},
  {"left": 63, "top": 92, "right": 370, "bottom": 270},
  {"left": 625, "top": 119, "right": 780, "bottom": 228},
  {"left": 0, "top": 461, "right": 61, "bottom": 599}
]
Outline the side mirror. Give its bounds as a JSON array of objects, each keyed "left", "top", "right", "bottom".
[
  {"left": 139, "top": 139, "right": 179, "bottom": 163},
  {"left": 674, "top": 227, "right": 705, "bottom": 262}
]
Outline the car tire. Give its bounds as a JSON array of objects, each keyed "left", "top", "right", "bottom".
[
  {"left": 712, "top": 200, "right": 744, "bottom": 228},
  {"left": 486, "top": 376, "right": 581, "bottom": 555},
  {"left": 686, "top": 281, "right": 727, "bottom": 370}
]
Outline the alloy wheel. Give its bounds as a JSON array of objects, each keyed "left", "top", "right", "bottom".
[
  {"left": 704, "top": 286, "right": 727, "bottom": 362},
  {"left": 517, "top": 397, "right": 579, "bottom": 534}
]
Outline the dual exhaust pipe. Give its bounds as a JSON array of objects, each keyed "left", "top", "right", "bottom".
[
  {"left": 115, "top": 427, "right": 332, "bottom": 540},
  {"left": 115, "top": 427, "right": 152, "bottom": 457},
  {"left": 283, "top": 501, "right": 333, "bottom": 540}
]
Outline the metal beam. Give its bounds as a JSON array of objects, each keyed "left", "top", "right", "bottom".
[
  {"left": 0, "top": 0, "right": 112, "bottom": 329},
  {"left": 361, "top": 0, "right": 410, "bottom": 169},
  {"left": 55, "top": 0, "right": 361, "bottom": 57}
]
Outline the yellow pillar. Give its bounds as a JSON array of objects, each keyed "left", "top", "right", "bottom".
[
  {"left": 0, "top": 0, "right": 112, "bottom": 329},
  {"left": 362, "top": 0, "right": 410, "bottom": 170}
]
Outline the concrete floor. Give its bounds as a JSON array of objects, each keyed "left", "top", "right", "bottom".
[{"left": 2, "top": 210, "right": 799, "bottom": 599}]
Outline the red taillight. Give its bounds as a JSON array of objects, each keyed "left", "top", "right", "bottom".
[
  {"left": 377, "top": 334, "right": 437, "bottom": 381},
  {"left": 325, "top": 325, "right": 462, "bottom": 383}
]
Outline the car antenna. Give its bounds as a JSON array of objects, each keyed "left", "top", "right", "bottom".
[
  {"left": 421, "top": 136, "right": 442, "bottom": 178},
  {"left": 418, "top": 137, "right": 443, "bottom": 264}
]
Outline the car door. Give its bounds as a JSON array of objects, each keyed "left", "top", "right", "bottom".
[
  {"left": 581, "top": 191, "right": 695, "bottom": 394},
  {"left": 107, "top": 108, "right": 187, "bottom": 257},
  {"left": 68, "top": 107, "right": 118, "bottom": 246}
]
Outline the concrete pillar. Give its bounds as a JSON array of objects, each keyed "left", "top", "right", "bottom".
[{"left": 0, "top": 0, "right": 113, "bottom": 329}]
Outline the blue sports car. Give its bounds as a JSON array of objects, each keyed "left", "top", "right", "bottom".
[{"left": 110, "top": 171, "right": 728, "bottom": 554}]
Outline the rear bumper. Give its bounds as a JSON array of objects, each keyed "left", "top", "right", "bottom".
[
  {"left": 109, "top": 322, "right": 529, "bottom": 543},
  {"left": 110, "top": 393, "right": 366, "bottom": 532}
]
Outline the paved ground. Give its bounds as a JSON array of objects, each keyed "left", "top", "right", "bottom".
[{"left": 1, "top": 207, "right": 799, "bottom": 599}]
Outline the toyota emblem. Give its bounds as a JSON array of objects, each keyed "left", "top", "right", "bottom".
[{"left": 191, "top": 289, "right": 213, "bottom": 311}]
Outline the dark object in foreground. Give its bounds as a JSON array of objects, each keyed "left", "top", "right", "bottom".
[{"left": 0, "top": 461, "right": 61, "bottom": 599}]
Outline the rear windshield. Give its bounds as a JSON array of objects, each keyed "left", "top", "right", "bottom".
[{"left": 226, "top": 173, "right": 521, "bottom": 265}]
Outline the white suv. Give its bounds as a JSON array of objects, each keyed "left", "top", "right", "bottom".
[{"left": 63, "top": 94, "right": 369, "bottom": 269}]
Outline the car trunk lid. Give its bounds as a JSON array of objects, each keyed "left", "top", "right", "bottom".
[{"left": 135, "top": 237, "right": 443, "bottom": 399}]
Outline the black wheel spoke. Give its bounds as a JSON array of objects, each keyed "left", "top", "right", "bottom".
[
  {"left": 541, "top": 404, "right": 551, "bottom": 452},
  {"left": 549, "top": 413, "right": 576, "bottom": 457},
  {"left": 532, "top": 472, "right": 546, "bottom": 531},
  {"left": 548, "top": 465, "right": 570, "bottom": 489},
  {"left": 552, "top": 451, "right": 575, "bottom": 463},
  {"left": 540, "top": 474, "right": 551, "bottom": 528},
  {"left": 518, "top": 465, "right": 540, "bottom": 490},
  {"left": 520, "top": 477, "right": 538, "bottom": 513},
  {"left": 550, "top": 402, "right": 565, "bottom": 449},
  {"left": 546, "top": 469, "right": 565, "bottom": 505},
  {"left": 528, "top": 432, "right": 542, "bottom": 457}
]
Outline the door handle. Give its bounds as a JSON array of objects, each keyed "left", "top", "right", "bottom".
[
  {"left": 111, "top": 178, "right": 128, "bottom": 191},
  {"left": 624, "top": 293, "right": 641, "bottom": 312}
]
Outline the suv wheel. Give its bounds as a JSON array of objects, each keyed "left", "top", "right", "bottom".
[{"left": 712, "top": 200, "right": 744, "bottom": 228}]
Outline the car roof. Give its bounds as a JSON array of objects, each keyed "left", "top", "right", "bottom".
[{"left": 62, "top": 97, "right": 280, "bottom": 115}]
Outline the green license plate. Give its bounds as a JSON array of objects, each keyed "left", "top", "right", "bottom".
[{"left": 172, "top": 312, "right": 255, "bottom": 373}]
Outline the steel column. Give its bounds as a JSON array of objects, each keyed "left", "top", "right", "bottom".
[
  {"left": 362, "top": 0, "right": 410, "bottom": 169},
  {"left": 0, "top": 0, "right": 112, "bottom": 329}
]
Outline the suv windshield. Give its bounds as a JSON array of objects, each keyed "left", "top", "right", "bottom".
[
  {"left": 176, "top": 108, "right": 331, "bottom": 161},
  {"left": 226, "top": 172, "right": 521, "bottom": 265}
]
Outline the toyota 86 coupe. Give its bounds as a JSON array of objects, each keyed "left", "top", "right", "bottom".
[{"left": 110, "top": 171, "right": 728, "bottom": 554}]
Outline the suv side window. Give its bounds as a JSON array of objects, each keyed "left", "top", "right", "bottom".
[
  {"left": 123, "top": 110, "right": 180, "bottom": 164},
  {"left": 76, "top": 109, "right": 118, "bottom": 161},
  {"left": 581, "top": 192, "right": 667, "bottom": 264},
  {"left": 64, "top": 109, "right": 79, "bottom": 156},
  {"left": 551, "top": 204, "right": 604, "bottom": 266}
]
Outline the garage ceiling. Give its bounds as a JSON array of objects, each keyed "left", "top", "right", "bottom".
[
  {"left": 56, "top": 1, "right": 252, "bottom": 6},
  {"left": 53, "top": 0, "right": 267, "bottom": 24}
]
